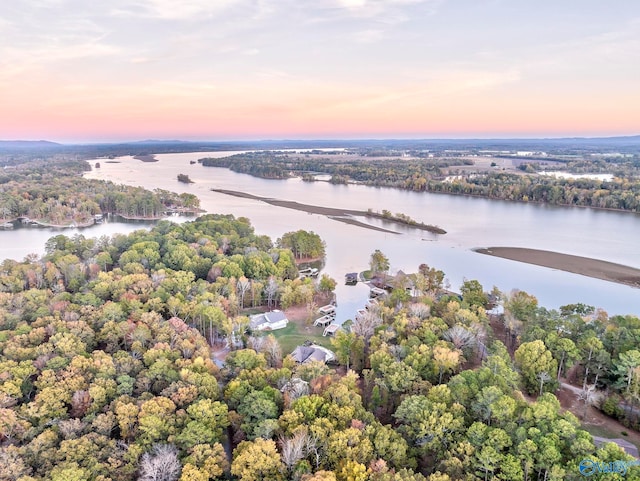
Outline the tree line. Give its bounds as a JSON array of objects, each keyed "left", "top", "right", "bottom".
[
  {"left": 0, "top": 158, "right": 200, "bottom": 225},
  {"left": 199, "top": 152, "right": 640, "bottom": 213}
]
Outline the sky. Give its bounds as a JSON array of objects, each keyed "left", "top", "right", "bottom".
[{"left": 1, "top": 0, "right": 639, "bottom": 142}]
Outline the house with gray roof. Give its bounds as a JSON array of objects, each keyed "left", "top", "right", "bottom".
[
  {"left": 291, "top": 344, "right": 336, "bottom": 364},
  {"left": 249, "top": 310, "right": 288, "bottom": 331}
]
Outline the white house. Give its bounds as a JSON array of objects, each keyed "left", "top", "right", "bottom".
[{"left": 249, "top": 310, "right": 288, "bottom": 331}]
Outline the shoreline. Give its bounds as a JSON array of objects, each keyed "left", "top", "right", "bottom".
[
  {"left": 0, "top": 210, "right": 202, "bottom": 230},
  {"left": 211, "top": 189, "right": 445, "bottom": 235},
  {"left": 475, "top": 247, "right": 640, "bottom": 289},
  {"left": 292, "top": 173, "right": 640, "bottom": 217}
]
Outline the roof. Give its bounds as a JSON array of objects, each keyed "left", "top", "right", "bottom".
[
  {"left": 249, "top": 310, "right": 288, "bottom": 329},
  {"left": 323, "top": 324, "right": 341, "bottom": 336},
  {"left": 319, "top": 304, "right": 336, "bottom": 314},
  {"left": 291, "top": 345, "right": 335, "bottom": 363},
  {"left": 265, "top": 310, "right": 287, "bottom": 323}
]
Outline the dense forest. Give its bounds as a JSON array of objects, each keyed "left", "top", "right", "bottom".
[
  {"left": 422, "top": 174, "right": 640, "bottom": 212},
  {"left": 1, "top": 214, "right": 640, "bottom": 480},
  {"left": 199, "top": 152, "right": 640, "bottom": 213},
  {"left": 0, "top": 158, "right": 200, "bottom": 226},
  {"left": 277, "top": 231, "right": 326, "bottom": 260},
  {"left": 199, "top": 153, "right": 465, "bottom": 182}
]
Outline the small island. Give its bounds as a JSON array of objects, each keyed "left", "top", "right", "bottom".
[
  {"left": 177, "top": 173, "right": 194, "bottom": 183},
  {"left": 366, "top": 208, "right": 446, "bottom": 234},
  {"left": 133, "top": 154, "right": 158, "bottom": 162}
]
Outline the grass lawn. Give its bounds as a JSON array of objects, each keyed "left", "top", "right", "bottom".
[
  {"left": 239, "top": 307, "right": 266, "bottom": 316},
  {"left": 260, "top": 321, "right": 333, "bottom": 355}
]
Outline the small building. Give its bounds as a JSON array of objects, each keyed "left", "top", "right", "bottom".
[
  {"left": 299, "top": 267, "right": 319, "bottom": 278},
  {"left": 318, "top": 304, "right": 336, "bottom": 315},
  {"left": 486, "top": 304, "right": 504, "bottom": 316},
  {"left": 385, "top": 270, "right": 415, "bottom": 292},
  {"left": 323, "top": 323, "right": 341, "bottom": 337},
  {"left": 291, "top": 344, "right": 336, "bottom": 364},
  {"left": 249, "top": 310, "right": 288, "bottom": 331},
  {"left": 370, "top": 287, "right": 386, "bottom": 298},
  {"left": 280, "top": 377, "right": 309, "bottom": 398},
  {"left": 314, "top": 315, "right": 334, "bottom": 327}
]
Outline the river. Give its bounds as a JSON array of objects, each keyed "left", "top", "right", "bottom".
[{"left": 2, "top": 150, "right": 639, "bottom": 319}]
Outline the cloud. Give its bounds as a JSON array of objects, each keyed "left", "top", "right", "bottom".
[
  {"left": 112, "top": 0, "right": 247, "bottom": 20},
  {"left": 334, "top": 0, "right": 367, "bottom": 8},
  {"left": 0, "top": 25, "right": 120, "bottom": 81},
  {"left": 352, "top": 29, "right": 385, "bottom": 43}
]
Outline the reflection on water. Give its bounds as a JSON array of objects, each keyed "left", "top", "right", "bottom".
[{"left": 1, "top": 150, "right": 638, "bottom": 317}]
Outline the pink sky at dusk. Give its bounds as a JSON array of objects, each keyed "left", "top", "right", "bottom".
[{"left": 1, "top": 1, "right": 639, "bottom": 142}]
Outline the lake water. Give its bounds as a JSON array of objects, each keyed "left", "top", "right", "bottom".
[{"left": 2, "top": 151, "right": 639, "bottom": 320}]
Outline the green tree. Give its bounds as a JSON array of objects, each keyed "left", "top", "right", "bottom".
[
  {"left": 331, "top": 331, "right": 364, "bottom": 371},
  {"left": 175, "top": 399, "right": 229, "bottom": 449},
  {"left": 514, "top": 340, "right": 558, "bottom": 395},
  {"left": 545, "top": 333, "right": 579, "bottom": 379},
  {"left": 579, "top": 334, "right": 604, "bottom": 389},
  {"left": 614, "top": 349, "right": 640, "bottom": 392},
  {"left": 460, "top": 279, "right": 487, "bottom": 308},
  {"left": 369, "top": 250, "right": 390, "bottom": 276},
  {"left": 319, "top": 274, "right": 337, "bottom": 296},
  {"left": 278, "top": 231, "right": 326, "bottom": 260},
  {"left": 231, "top": 439, "right": 284, "bottom": 481},
  {"left": 394, "top": 394, "right": 465, "bottom": 457}
]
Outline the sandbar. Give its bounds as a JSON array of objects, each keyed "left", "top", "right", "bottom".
[
  {"left": 327, "top": 216, "right": 399, "bottom": 234},
  {"left": 475, "top": 247, "right": 640, "bottom": 288},
  {"left": 211, "top": 189, "right": 444, "bottom": 234}
]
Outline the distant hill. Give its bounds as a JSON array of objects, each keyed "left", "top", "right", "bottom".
[
  {"left": 0, "top": 140, "right": 61, "bottom": 150},
  {"left": 120, "top": 135, "right": 640, "bottom": 152},
  {"left": 1, "top": 135, "right": 639, "bottom": 157}
]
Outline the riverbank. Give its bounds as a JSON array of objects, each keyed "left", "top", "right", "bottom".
[
  {"left": 3, "top": 218, "right": 96, "bottom": 228},
  {"left": 211, "top": 189, "right": 445, "bottom": 235},
  {"left": 31, "top": 219, "right": 96, "bottom": 228},
  {"left": 475, "top": 247, "right": 640, "bottom": 288}
]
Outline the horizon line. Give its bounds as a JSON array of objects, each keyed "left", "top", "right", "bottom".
[{"left": 2, "top": 133, "right": 640, "bottom": 146}]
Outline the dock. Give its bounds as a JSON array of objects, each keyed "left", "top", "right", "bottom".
[
  {"left": 323, "top": 324, "right": 340, "bottom": 337},
  {"left": 345, "top": 272, "right": 358, "bottom": 284},
  {"left": 299, "top": 267, "right": 319, "bottom": 278},
  {"left": 365, "top": 298, "right": 378, "bottom": 309},
  {"left": 369, "top": 287, "right": 386, "bottom": 298},
  {"left": 314, "top": 314, "right": 335, "bottom": 327},
  {"left": 318, "top": 304, "right": 336, "bottom": 315}
]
